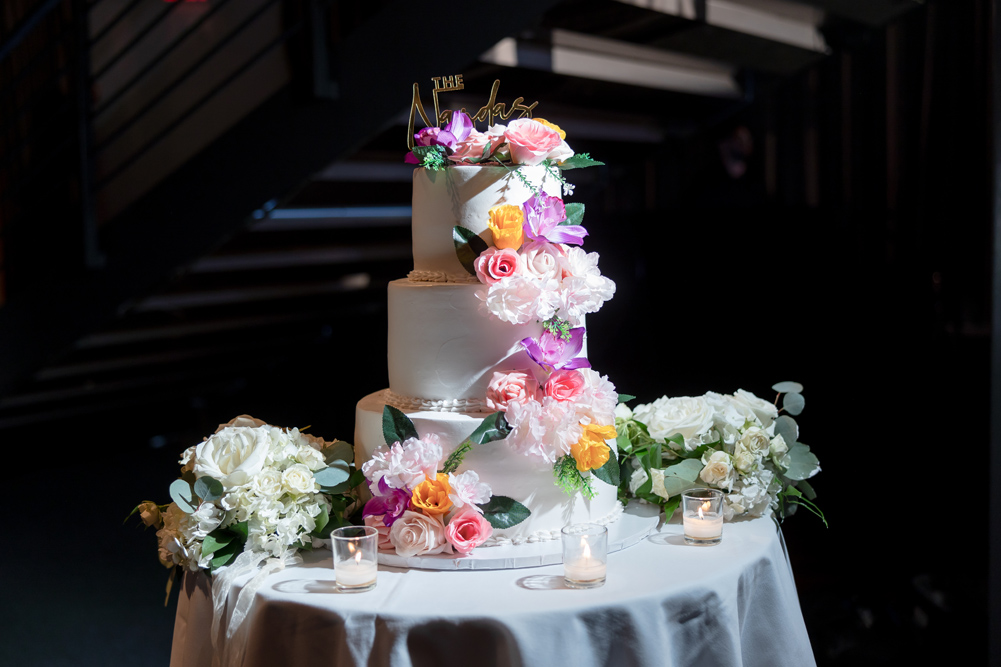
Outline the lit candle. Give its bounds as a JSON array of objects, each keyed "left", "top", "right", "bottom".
[
  {"left": 332, "top": 527, "right": 379, "bottom": 592},
  {"left": 683, "top": 500, "right": 724, "bottom": 540},
  {"left": 563, "top": 537, "right": 606, "bottom": 585}
]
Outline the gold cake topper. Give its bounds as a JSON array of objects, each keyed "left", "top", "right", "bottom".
[{"left": 407, "top": 76, "right": 539, "bottom": 149}]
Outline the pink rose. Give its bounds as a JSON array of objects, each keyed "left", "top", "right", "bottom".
[
  {"left": 519, "top": 240, "right": 563, "bottom": 282},
  {"left": 449, "top": 130, "right": 496, "bottom": 164},
  {"left": 505, "top": 119, "right": 562, "bottom": 166},
  {"left": 544, "top": 369, "right": 587, "bottom": 402},
  {"left": 445, "top": 508, "right": 494, "bottom": 555},
  {"left": 486, "top": 371, "right": 540, "bottom": 411},
  {"left": 364, "top": 515, "right": 394, "bottom": 551},
  {"left": 474, "top": 247, "right": 522, "bottom": 285}
]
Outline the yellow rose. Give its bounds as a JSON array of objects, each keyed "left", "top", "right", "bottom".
[
  {"left": 487, "top": 205, "right": 525, "bottom": 250},
  {"left": 533, "top": 117, "right": 567, "bottom": 140},
  {"left": 411, "top": 473, "right": 453, "bottom": 516},
  {"left": 570, "top": 423, "right": 617, "bottom": 472}
]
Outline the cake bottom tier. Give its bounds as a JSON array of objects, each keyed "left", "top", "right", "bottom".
[{"left": 355, "top": 390, "right": 622, "bottom": 546}]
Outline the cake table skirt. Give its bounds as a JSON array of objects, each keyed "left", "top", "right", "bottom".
[{"left": 169, "top": 513, "right": 816, "bottom": 667}]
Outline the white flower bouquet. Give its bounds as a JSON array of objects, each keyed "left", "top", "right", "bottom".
[
  {"left": 129, "top": 415, "right": 362, "bottom": 597},
  {"left": 615, "top": 382, "right": 824, "bottom": 523}
]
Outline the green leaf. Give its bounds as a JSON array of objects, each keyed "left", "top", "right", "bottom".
[
  {"left": 655, "top": 459, "right": 705, "bottom": 498},
  {"left": 383, "top": 405, "right": 419, "bottom": 446},
  {"left": 466, "top": 411, "right": 511, "bottom": 445},
  {"left": 312, "top": 504, "right": 331, "bottom": 538},
  {"left": 798, "top": 479, "right": 817, "bottom": 501},
  {"left": 617, "top": 394, "right": 636, "bottom": 403},
  {"left": 772, "top": 381, "right": 804, "bottom": 394},
  {"left": 324, "top": 441, "right": 354, "bottom": 465},
  {"left": 562, "top": 202, "right": 585, "bottom": 226},
  {"left": 661, "top": 495, "right": 682, "bottom": 518},
  {"left": 558, "top": 153, "right": 605, "bottom": 170},
  {"left": 201, "top": 530, "right": 235, "bottom": 558},
  {"left": 783, "top": 443, "right": 820, "bottom": 481},
  {"left": 169, "top": 479, "right": 197, "bottom": 514},
  {"left": 453, "top": 226, "right": 489, "bottom": 277},
  {"left": 477, "top": 496, "right": 531, "bottom": 529},
  {"left": 314, "top": 462, "right": 351, "bottom": 491},
  {"left": 774, "top": 415, "right": 799, "bottom": 444},
  {"left": 783, "top": 392, "right": 805, "bottom": 416},
  {"left": 615, "top": 431, "right": 633, "bottom": 455},
  {"left": 319, "top": 468, "right": 364, "bottom": 495},
  {"left": 644, "top": 442, "right": 662, "bottom": 472},
  {"left": 228, "top": 521, "right": 249, "bottom": 540},
  {"left": 592, "top": 452, "right": 620, "bottom": 486},
  {"left": 193, "top": 476, "right": 223, "bottom": 503},
  {"left": 210, "top": 541, "right": 241, "bottom": 572}
]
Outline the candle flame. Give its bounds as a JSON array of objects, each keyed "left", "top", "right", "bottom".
[
  {"left": 698, "top": 500, "right": 711, "bottom": 520},
  {"left": 581, "top": 538, "right": 591, "bottom": 560},
  {"left": 354, "top": 549, "right": 363, "bottom": 565}
]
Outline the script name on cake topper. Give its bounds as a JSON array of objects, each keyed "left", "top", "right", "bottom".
[{"left": 407, "top": 75, "right": 539, "bottom": 149}]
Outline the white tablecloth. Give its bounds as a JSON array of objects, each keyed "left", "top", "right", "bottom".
[{"left": 170, "top": 514, "right": 815, "bottom": 667}]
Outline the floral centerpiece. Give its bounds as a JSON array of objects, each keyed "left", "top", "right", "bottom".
[
  {"left": 614, "top": 382, "right": 824, "bottom": 524},
  {"left": 129, "top": 415, "right": 362, "bottom": 598}
]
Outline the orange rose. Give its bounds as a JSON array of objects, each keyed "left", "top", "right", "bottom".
[
  {"left": 411, "top": 473, "right": 453, "bottom": 516},
  {"left": 533, "top": 117, "right": 567, "bottom": 140},
  {"left": 487, "top": 205, "right": 525, "bottom": 250},
  {"left": 570, "top": 423, "right": 617, "bottom": 472}
]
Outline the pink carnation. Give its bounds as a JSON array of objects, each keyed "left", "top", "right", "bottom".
[
  {"left": 544, "top": 369, "right": 586, "bottom": 402},
  {"left": 445, "top": 509, "right": 494, "bottom": 555},
  {"left": 574, "top": 368, "right": 618, "bottom": 427},
  {"left": 486, "top": 370, "right": 539, "bottom": 411},
  {"left": 474, "top": 247, "right": 522, "bottom": 285},
  {"left": 504, "top": 396, "right": 582, "bottom": 463},
  {"left": 505, "top": 119, "right": 562, "bottom": 166}
]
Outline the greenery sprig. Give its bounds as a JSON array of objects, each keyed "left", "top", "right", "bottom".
[
  {"left": 553, "top": 454, "right": 596, "bottom": 499},
  {"left": 542, "top": 316, "right": 572, "bottom": 341}
]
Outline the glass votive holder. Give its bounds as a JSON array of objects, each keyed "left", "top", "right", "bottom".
[
  {"left": 561, "top": 523, "right": 607, "bottom": 589},
  {"left": 331, "top": 526, "right": 378, "bottom": 592},
  {"left": 681, "top": 488, "right": 724, "bottom": 546}
]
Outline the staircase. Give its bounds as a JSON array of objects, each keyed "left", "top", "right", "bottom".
[{"left": 0, "top": 0, "right": 922, "bottom": 431}]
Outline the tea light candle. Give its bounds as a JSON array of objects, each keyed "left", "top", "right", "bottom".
[
  {"left": 681, "top": 491, "right": 725, "bottom": 546},
  {"left": 336, "top": 552, "right": 378, "bottom": 588},
  {"left": 683, "top": 508, "right": 724, "bottom": 539},
  {"left": 562, "top": 524, "right": 608, "bottom": 589}
]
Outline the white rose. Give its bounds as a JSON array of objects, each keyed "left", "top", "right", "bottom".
[
  {"left": 252, "top": 469, "right": 283, "bottom": 498},
  {"left": 388, "top": 511, "right": 452, "bottom": 557},
  {"left": 282, "top": 464, "right": 317, "bottom": 496},
  {"left": 739, "top": 426, "right": 771, "bottom": 455},
  {"left": 194, "top": 426, "right": 271, "bottom": 487},
  {"left": 519, "top": 242, "right": 562, "bottom": 282},
  {"left": 732, "top": 445, "right": 757, "bottom": 473},
  {"left": 296, "top": 445, "right": 326, "bottom": 471},
  {"left": 700, "top": 450, "right": 735, "bottom": 489},
  {"left": 633, "top": 396, "right": 714, "bottom": 449},
  {"left": 615, "top": 403, "right": 633, "bottom": 421},
  {"left": 731, "top": 390, "right": 778, "bottom": 427},
  {"left": 548, "top": 139, "right": 574, "bottom": 163},
  {"left": 769, "top": 434, "right": 789, "bottom": 459}
]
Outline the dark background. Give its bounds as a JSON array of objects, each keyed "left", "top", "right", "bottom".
[{"left": 0, "top": 0, "right": 992, "bottom": 665}]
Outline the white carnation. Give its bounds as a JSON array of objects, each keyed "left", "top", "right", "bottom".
[
  {"left": 558, "top": 248, "right": 616, "bottom": 326},
  {"left": 477, "top": 274, "right": 559, "bottom": 325}
]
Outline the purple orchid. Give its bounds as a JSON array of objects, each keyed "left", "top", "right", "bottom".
[
  {"left": 362, "top": 478, "right": 411, "bottom": 527},
  {"left": 405, "top": 111, "right": 475, "bottom": 163},
  {"left": 522, "top": 195, "right": 588, "bottom": 246},
  {"left": 521, "top": 327, "right": 590, "bottom": 373}
]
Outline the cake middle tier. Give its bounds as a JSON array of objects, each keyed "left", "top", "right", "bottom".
[{"left": 388, "top": 279, "right": 543, "bottom": 407}]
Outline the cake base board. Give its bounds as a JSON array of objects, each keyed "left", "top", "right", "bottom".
[{"left": 376, "top": 501, "right": 661, "bottom": 571}]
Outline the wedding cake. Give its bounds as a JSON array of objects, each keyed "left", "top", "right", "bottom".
[{"left": 355, "top": 96, "right": 622, "bottom": 556}]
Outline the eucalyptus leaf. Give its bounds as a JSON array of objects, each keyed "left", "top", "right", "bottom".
[
  {"left": 558, "top": 154, "right": 605, "bottom": 170},
  {"left": 314, "top": 462, "right": 351, "bottom": 490},
  {"left": 324, "top": 440, "right": 354, "bottom": 465},
  {"left": 783, "top": 443, "right": 821, "bottom": 480},
  {"left": 783, "top": 392, "right": 805, "bottom": 416},
  {"left": 169, "top": 479, "right": 197, "bottom": 514},
  {"left": 592, "top": 453, "right": 620, "bottom": 486},
  {"left": 193, "top": 476, "right": 223, "bottom": 503},
  {"left": 774, "top": 415, "right": 799, "bottom": 445},
  {"left": 477, "top": 496, "right": 531, "bottom": 529},
  {"left": 664, "top": 458, "right": 703, "bottom": 482},
  {"left": 617, "top": 393, "right": 636, "bottom": 403},
  {"left": 319, "top": 468, "right": 365, "bottom": 495},
  {"left": 563, "top": 202, "right": 585, "bottom": 226},
  {"left": 383, "top": 405, "right": 419, "bottom": 446},
  {"left": 772, "top": 381, "right": 804, "bottom": 394},
  {"left": 453, "top": 226, "right": 489, "bottom": 277}
]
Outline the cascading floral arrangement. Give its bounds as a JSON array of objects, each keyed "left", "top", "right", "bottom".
[
  {"left": 614, "top": 382, "right": 824, "bottom": 523},
  {"left": 409, "top": 111, "right": 623, "bottom": 498},
  {"left": 361, "top": 406, "right": 531, "bottom": 557},
  {"left": 129, "top": 415, "right": 363, "bottom": 597}
]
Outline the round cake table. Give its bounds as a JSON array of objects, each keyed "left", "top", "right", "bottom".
[{"left": 169, "top": 512, "right": 816, "bottom": 667}]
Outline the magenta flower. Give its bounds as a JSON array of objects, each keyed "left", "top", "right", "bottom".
[
  {"left": 362, "top": 478, "right": 411, "bottom": 527},
  {"left": 405, "top": 111, "right": 475, "bottom": 163},
  {"left": 521, "top": 327, "right": 590, "bottom": 373},
  {"left": 522, "top": 195, "right": 588, "bottom": 246}
]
